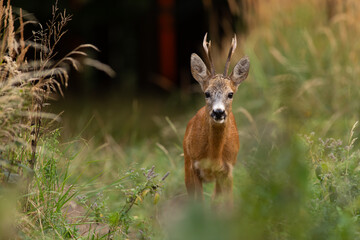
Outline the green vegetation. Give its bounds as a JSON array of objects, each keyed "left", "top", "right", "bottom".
[{"left": 1, "top": 0, "right": 360, "bottom": 239}]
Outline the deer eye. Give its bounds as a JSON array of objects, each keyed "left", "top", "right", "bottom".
[
  {"left": 205, "top": 92, "right": 211, "bottom": 98},
  {"left": 228, "top": 92, "right": 234, "bottom": 99}
]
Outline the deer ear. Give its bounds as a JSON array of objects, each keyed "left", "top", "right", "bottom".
[
  {"left": 230, "top": 56, "right": 250, "bottom": 87},
  {"left": 191, "top": 53, "right": 210, "bottom": 89}
]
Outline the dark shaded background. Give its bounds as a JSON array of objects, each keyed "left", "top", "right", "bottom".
[{"left": 12, "top": 0, "right": 248, "bottom": 98}]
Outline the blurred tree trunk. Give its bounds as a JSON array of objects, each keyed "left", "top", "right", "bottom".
[
  {"left": 202, "top": 0, "right": 258, "bottom": 43},
  {"left": 157, "top": 0, "right": 177, "bottom": 90}
]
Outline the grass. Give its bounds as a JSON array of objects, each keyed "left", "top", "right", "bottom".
[{"left": 2, "top": 0, "right": 360, "bottom": 239}]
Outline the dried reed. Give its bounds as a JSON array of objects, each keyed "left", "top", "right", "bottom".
[{"left": 0, "top": 0, "right": 113, "bottom": 183}]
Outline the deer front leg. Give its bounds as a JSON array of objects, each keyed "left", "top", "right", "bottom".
[
  {"left": 213, "top": 172, "right": 233, "bottom": 208},
  {"left": 185, "top": 156, "right": 203, "bottom": 201},
  {"left": 184, "top": 155, "right": 195, "bottom": 198},
  {"left": 193, "top": 166, "right": 203, "bottom": 201}
]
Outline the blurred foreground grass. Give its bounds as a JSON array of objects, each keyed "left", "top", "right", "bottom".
[{"left": 2, "top": 0, "right": 360, "bottom": 239}]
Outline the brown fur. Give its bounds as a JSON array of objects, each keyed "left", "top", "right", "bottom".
[
  {"left": 183, "top": 105, "right": 239, "bottom": 206},
  {"left": 184, "top": 34, "right": 249, "bottom": 207}
]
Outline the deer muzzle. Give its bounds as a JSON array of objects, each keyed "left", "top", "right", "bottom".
[{"left": 211, "top": 105, "right": 227, "bottom": 123}]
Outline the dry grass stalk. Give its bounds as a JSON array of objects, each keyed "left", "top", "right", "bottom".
[{"left": 0, "top": 0, "right": 113, "bottom": 181}]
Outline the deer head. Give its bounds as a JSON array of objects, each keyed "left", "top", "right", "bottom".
[{"left": 190, "top": 33, "right": 250, "bottom": 124}]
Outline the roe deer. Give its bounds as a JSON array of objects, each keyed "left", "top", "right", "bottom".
[{"left": 183, "top": 33, "right": 250, "bottom": 206}]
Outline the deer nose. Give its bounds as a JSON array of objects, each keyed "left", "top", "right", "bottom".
[{"left": 212, "top": 108, "right": 226, "bottom": 119}]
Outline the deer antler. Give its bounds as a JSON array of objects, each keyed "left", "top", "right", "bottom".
[
  {"left": 223, "top": 34, "right": 237, "bottom": 77},
  {"left": 203, "top": 33, "right": 215, "bottom": 76}
]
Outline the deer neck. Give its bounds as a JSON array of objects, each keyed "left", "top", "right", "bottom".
[{"left": 207, "top": 116, "right": 228, "bottom": 160}]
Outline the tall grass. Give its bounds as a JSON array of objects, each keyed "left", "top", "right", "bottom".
[
  {"left": 240, "top": 0, "right": 360, "bottom": 136},
  {"left": 0, "top": 0, "right": 101, "bottom": 179}
]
